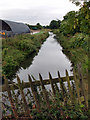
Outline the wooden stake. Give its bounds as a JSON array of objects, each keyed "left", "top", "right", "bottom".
[
  {"left": 4, "top": 76, "right": 18, "bottom": 118},
  {"left": 77, "top": 63, "right": 88, "bottom": 108},
  {"left": 58, "top": 71, "right": 66, "bottom": 97},
  {"left": 49, "top": 72, "right": 56, "bottom": 96},
  {"left": 11, "top": 85, "right": 19, "bottom": 111},
  {"left": 28, "top": 75, "right": 40, "bottom": 111},
  {"left": 73, "top": 69, "right": 81, "bottom": 104},
  {"left": 66, "top": 70, "right": 74, "bottom": 104},
  {"left": 54, "top": 83, "right": 59, "bottom": 93},
  {"left": 39, "top": 73, "right": 50, "bottom": 108},
  {"left": 17, "top": 75, "right": 31, "bottom": 117}
]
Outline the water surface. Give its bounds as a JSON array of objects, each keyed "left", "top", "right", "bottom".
[{"left": 13, "top": 32, "right": 73, "bottom": 82}]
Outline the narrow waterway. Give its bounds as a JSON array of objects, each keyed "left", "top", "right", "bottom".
[{"left": 13, "top": 32, "right": 73, "bottom": 82}]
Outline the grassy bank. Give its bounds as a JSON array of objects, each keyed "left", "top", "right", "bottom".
[
  {"left": 54, "top": 30, "right": 89, "bottom": 75},
  {"left": 2, "top": 30, "right": 49, "bottom": 80},
  {"left": 53, "top": 30, "right": 89, "bottom": 110},
  {"left": 52, "top": 3, "right": 89, "bottom": 107},
  {"left": 53, "top": 2, "right": 89, "bottom": 82}
]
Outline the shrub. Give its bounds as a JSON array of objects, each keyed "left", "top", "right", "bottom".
[
  {"left": 3, "top": 56, "right": 18, "bottom": 79},
  {"left": 2, "top": 31, "right": 49, "bottom": 79}
]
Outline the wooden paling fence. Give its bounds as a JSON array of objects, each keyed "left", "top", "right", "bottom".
[{"left": 2, "top": 70, "right": 88, "bottom": 119}]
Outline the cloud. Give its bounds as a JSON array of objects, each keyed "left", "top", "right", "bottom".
[{"left": 0, "top": 0, "right": 80, "bottom": 25}]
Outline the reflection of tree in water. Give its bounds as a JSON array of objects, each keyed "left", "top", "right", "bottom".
[
  {"left": 7, "top": 52, "right": 37, "bottom": 82},
  {"left": 21, "top": 52, "right": 37, "bottom": 69}
]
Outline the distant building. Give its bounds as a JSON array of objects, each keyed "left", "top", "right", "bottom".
[{"left": 0, "top": 19, "right": 30, "bottom": 37}]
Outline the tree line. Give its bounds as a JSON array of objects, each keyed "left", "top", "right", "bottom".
[{"left": 26, "top": 20, "right": 61, "bottom": 30}]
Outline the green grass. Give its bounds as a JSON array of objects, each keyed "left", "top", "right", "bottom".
[
  {"left": 2, "top": 30, "right": 49, "bottom": 79},
  {"left": 54, "top": 30, "right": 89, "bottom": 81}
]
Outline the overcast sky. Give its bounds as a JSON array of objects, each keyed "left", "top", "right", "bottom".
[{"left": 0, "top": 0, "right": 80, "bottom": 25}]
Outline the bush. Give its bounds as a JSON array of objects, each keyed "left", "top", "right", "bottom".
[
  {"left": 3, "top": 56, "right": 18, "bottom": 79},
  {"left": 31, "top": 97, "right": 88, "bottom": 120},
  {"left": 2, "top": 31, "right": 49, "bottom": 79}
]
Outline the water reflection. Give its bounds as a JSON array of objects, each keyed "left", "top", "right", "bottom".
[
  {"left": 21, "top": 52, "right": 37, "bottom": 69},
  {"left": 13, "top": 32, "right": 73, "bottom": 82}
]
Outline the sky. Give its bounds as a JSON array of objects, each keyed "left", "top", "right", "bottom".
[{"left": 0, "top": 0, "right": 80, "bottom": 25}]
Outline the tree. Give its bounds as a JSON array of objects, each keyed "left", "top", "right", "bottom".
[
  {"left": 49, "top": 20, "right": 61, "bottom": 29},
  {"left": 63, "top": 11, "right": 76, "bottom": 20},
  {"left": 60, "top": 1, "right": 90, "bottom": 35},
  {"left": 77, "top": 2, "right": 90, "bottom": 34},
  {"left": 60, "top": 11, "right": 77, "bottom": 35},
  {"left": 36, "top": 23, "right": 43, "bottom": 29}
]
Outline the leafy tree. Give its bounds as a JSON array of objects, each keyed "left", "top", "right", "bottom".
[
  {"left": 59, "top": 1, "right": 90, "bottom": 35},
  {"left": 55, "top": 1, "right": 89, "bottom": 77},
  {"left": 63, "top": 11, "right": 76, "bottom": 20},
  {"left": 60, "top": 11, "right": 77, "bottom": 35},
  {"left": 43, "top": 25, "right": 50, "bottom": 29},
  {"left": 26, "top": 23, "right": 43, "bottom": 30},
  {"left": 36, "top": 23, "right": 43, "bottom": 29},
  {"left": 49, "top": 20, "right": 61, "bottom": 29},
  {"left": 77, "top": 2, "right": 90, "bottom": 34}
]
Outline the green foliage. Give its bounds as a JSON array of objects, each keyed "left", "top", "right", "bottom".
[
  {"left": 26, "top": 23, "right": 43, "bottom": 30},
  {"left": 31, "top": 98, "right": 88, "bottom": 120},
  {"left": 2, "top": 56, "right": 18, "bottom": 78},
  {"left": 36, "top": 23, "right": 43, "bottom": 29},
  {"left": 70, "top": 33, "right": 88, "bottom": 53},
  {"left": 54, "top": 1, "right": 89, "bottom": 76},
  {"left": 2, "top": 70, "right": 88, "bottom": 119},
  {"left": 56, "top": 32, "right": 89, "bottom": 73},
  {"left": 2, "top": 31, "right": 49, "bottom": 79},
  {"left": 60, "top": 2, "right": 90, "bottom": 35},
  {"left": 63, "top": 11, "right": 76, "bottom": 20},
  {"left": 60, "top": 11, "right": 77, "bottom": 35},
  {"left": 68, "top": 33, "right": 88, "bottom": 72},
  {"left": 49, "top": 20, "right": 61, "bottom": 29}
]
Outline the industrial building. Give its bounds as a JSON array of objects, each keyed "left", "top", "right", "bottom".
[{"left": 0, "top": 19, "right": 30, "bottom": 37}]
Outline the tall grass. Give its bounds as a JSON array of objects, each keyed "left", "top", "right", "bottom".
[{"left": 2, "top": 31, "right": 49, "bottom": 80}]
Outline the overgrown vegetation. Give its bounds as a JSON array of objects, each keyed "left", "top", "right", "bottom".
[
  {"left": 2, "top": 1, "right": 89, "bottom": 119},
  {"left": 26, "top": 23, "right": 43, "bottom": 30},
  {"left": 2, "top": 73, "right": 88, "bottom": 120},
  {"left": 52, "top": 4, "right": 89, "bottom": 117},
  {"left": 49, "top": 20, "right": 61, "bottom": 29},
  {"left": 2, "top": 30, "right": 49, "bottom": 79},
  {"left": 31, "top": 102, "right": 88, "bottom": 120},
  {"left": 54, "top": 1, "right": 89, "bottom": 79}
]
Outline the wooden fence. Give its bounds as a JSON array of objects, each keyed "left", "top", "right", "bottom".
[{"left": 2, "top": 70, "right": 88, "bottom": 119}]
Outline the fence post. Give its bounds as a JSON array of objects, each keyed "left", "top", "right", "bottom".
[
  {"left": 58, "top": 71, "right": 68, "bottom": 105},
  {"left": 66, "top": 70, "right": 74, "bottom": 104},
  {"left": 28, "top": 75, "right": 40, "bottom": 111},
  {"left": 49, "top": 72, "right": 56, "bottom": 96},
  {"left": 54, "top": 83, "right": 59, "bottom": 92},
  {"left": 77, "top": 63, "right": 88, "bottom": 108},
  {"left": 17, "top": 75, "right": 31, "bottom": 117},
  {"left": 73, "top": 69, "right": 81, "bottom": 104},
  {"left": 4, "top": 76, "right": 18, "bottom": 118},
  {"left": 11, "top": 85, "right": 19, "bottom": 111},
  {"left": 58, "top": 71, "right": 67, "bottom": 97},
  {"left": 39, "top": 73, "right": 50, "bottom": 108}
]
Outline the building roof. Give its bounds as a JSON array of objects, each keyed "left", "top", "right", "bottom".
[{"left": 0, "top": 19, "right": 30, "bottom": 34}]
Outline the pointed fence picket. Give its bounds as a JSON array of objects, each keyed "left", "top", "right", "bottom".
[
  {"left": 2, "top": 70, "right": 87, "bottom": 119},
  {"left": 28, "top": 75, "right": 40, "bottom": 111},
  {"left": 39, "top": 73, "right": 50, "bottom": 108},
  {"left": 77, "top": 63, "right": 88, "bottom": 108},
  {"left": 17, "top": 75, "right": 31, "bottom": 117},
  {"left": 49, "top": 72, "right": 56, "bottom": 96},
  {"left": 4, "top": 76, "right": 18, "bottom": 118}
]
